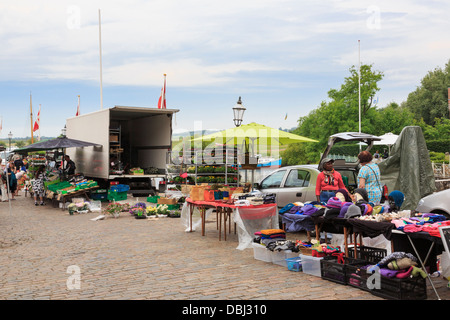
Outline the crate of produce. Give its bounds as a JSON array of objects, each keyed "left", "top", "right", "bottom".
[
  {"left": 346, "top": 264, "right": 427, "bottom": 300},
  {"left": 300, "top": 254, "right": 323, "bottom": 277},
  {"left": 110, "top": 184, "right": 130, "bottom": 193},
  {"left": 347, "top": 245, "right": 387, "bottom": 264},
  {"left": 157, "top": 197, "right": 177, "bottom": 205},
  {"left": 285, "top": 256, "right": 302, "bottom": 272},
  {"left": 252, "top": 243, "right": 272, "bottom": 263},
  {"left": 107, "top": 190, "right": 127, "bottom": 201},
  {"left": 320, "top": 255, "right": 368, "bottom": 285}
]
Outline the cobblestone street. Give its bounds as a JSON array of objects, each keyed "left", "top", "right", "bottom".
[{"left": 0, "top": 191, "right": 448, "bottom": 302}]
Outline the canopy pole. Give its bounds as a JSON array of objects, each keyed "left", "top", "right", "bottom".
[{"left": 30, "top": 92, "right": 34, "bottom": 144}]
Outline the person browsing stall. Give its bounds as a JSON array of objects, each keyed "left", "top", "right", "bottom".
[
  {"left": 357, "top": 150, "right": 382, "bottom": 205},
  {"left": 64, "top": 155, "right": 76, "bottom": 175},
  {"left": 315, "top": 158, "right": 348, "bottom": 203}
]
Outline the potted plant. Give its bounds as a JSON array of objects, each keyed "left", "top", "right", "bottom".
[
  {"left": 129, "top": 202, "right": 147, "bottom": 219},
  {"left": 146, "top": 205, "right": 157, "bottom": 216},
  {"left": 104, "top": 202, "right": 123, "bottom": 218},
  {"left": 168, "top": 210, "right": 181, "bottom": 218},
  {"left": 156, "top": 204, "right": 169, "bottom": 217}
]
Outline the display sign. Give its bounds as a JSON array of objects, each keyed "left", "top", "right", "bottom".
[{"left": 439, "top": 226, "right": 450, "bottom": 261}]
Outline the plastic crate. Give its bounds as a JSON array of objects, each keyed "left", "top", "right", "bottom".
[
  {"left": 300, "top": 254, "right": 323, "bottom": 277},
  {"left": 346, "top": 264, "right": 427, "bottom": 300},
  {"left": 252, "top": 243, "right": 272, "bottom": 263},
  {"left": 286, "top": 257, "right": 302, "bottom": 272},
  {"left": 347, "top": 245, "right": 387, "bottom": 264},
  {"left": 272, "top": 251, "right": 299, "bottom": 267},
  {"left": 320, "top": 255, "right": 368, "bottom": 285},
  {"left": 147, "top": 196, "right": 160, "bottom": 203},
  {"left": 107, "top": 191, "right": 127, "bottom": 201},
  {"left": 90, "top": 193, "right": 108, "bottom": 201},
  {"left": 110, "top": 184, "right": 130, "bottom": 193}
]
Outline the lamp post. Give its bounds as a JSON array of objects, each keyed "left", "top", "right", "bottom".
[
  {"left": 61, "top": 125, "right": 66, "bottom": 137},
  {"left": 232, "top": 96, "right": 246, "bottom": 127},
  {"left": 8, "top": 131, "right": 12, "bottom": 151}
]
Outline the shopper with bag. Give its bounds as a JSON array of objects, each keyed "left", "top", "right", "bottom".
[{"left": 357, "top": 151, "right": 382, "bottom": 205}]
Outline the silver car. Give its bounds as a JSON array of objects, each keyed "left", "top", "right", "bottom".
[
  {"left": 254, "top": 132, "right": 382, "bottom": 208},
  {"left": 415, "top": 189, "right": 450, "bottom": 218}
]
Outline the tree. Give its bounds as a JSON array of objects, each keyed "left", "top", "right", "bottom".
[
  {"left": 403, "top": 59, "right": 450, "bottom": 125},
  {"left": 282, "top": 64, "right": 384, "bottom": 165}
]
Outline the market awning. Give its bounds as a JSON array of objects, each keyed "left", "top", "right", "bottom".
[{"left": 13, "top": 136, "right": 102, "bottom": 154}]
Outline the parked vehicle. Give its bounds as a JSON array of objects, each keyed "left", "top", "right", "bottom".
[
  {"left": 254, "top": 132, "right": 382, "bottom": 208},
  {"left": 65, "top": 105, "right": 179, "bottom": 195},
  {"left": 415, "top": 189, "right": 450, "bottom": 218}
]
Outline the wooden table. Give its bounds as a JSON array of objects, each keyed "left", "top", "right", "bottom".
[
  {"left": 54, "top": 186, "right": 99, "bottom": 210},
  {"left": 185, "top": 198, "right": 277, "bottom": 242}
]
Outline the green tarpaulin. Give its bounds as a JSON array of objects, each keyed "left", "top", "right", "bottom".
[{"left": 378, "top": 126, "right": 436, "bottom": 210}]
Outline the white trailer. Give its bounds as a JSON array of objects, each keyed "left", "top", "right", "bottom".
[{"left": 65, "top": 105, "right": 179, "bottom": 195}]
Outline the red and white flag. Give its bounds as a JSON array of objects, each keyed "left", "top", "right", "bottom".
[
  {"left": 33, "top": 105, "right": 41, "bottom": 132},
  {"left": 76, "top": 95, "right": 80, "bottom": 116},
  {"left": 157, "top": 74, "right": 167, "bottom": 109}
]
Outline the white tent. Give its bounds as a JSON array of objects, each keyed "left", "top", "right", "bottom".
[
  {"left": 373, "top": 132, "right": 399, "bottom": 153},
  {"left": 373, "top": 132, "right": 399, "bottom": 146}
]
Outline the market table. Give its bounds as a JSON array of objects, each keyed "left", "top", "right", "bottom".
[
  {"left": 53, "top": 186, "right": 99, "bottom": 210},
  {"left": 182, "top": 198, "right": 278, "bottom": 249}
]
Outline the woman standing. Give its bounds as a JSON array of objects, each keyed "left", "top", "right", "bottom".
[
  {"left": 357, "top": 151, "right": 382, "bottom": 205},
  {"left": 315, "top": 158, "right": 348, "bottom": 203},
  {"left": 32, "top": 165, "right": 47, "bottom": 206},
  {"left": 6, "top": 160, "right": 17, "bottom": 200}
]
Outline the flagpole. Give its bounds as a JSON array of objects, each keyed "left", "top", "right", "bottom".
[
  {"left": 98, "top": 9, "right": 103, "bottom": 110},
  {"left": 38, "top": 104, "right": 41, "bottom": 141},
  {"left": 30, "top": 92, "right": 34, "bottom": 144},
  {"left": 358, "top": 40, "right": 361, "bottom": 135}
]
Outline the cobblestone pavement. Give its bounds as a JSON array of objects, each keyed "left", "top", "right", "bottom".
[{"left": 0, "top": 191, "right": 448, "bottom": 301}]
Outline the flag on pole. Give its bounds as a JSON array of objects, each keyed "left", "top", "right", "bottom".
[
  {"left": 76, "top": 95, "right": 80, "bottom": 116},
  {"left": 157, "top": 74, "right": 167, "bottom": 109},
  {"left": 33, "top": 105, "right": 41, "bottom": 132},
  {"left": 0, "top": 117, "right": 2, "bottom": 135}
]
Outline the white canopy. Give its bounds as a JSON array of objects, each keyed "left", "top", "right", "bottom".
[{"left": 373, "top": 132, "right": 399, "bottom": 146}]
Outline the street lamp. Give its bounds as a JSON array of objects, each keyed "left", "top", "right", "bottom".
[
  {"left": 232, "top": 96, "right": 246, "bottom": 127},
  {"left": 8, "top": 131, "right": 12, "bottom": 150},
  {"left": 61, "top": 125, "right": 66, "bottom": 137}
]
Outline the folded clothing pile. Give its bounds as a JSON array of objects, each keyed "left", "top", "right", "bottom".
[{"left": 259, "top": 229, "right": 286, "bottom": 240}]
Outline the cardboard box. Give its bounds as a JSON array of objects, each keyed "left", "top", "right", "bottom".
[{"left": 157, "top": 197, "right": 177, "bottom": 205}]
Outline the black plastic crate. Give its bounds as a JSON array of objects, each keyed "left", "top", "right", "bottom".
[
  {"left": 320, "top": 256, "right": 368, "bottom": 285},
  {"left": 347, "top": 245, "right": 387, "bottom": 264},
  {"left": 346, "top": 264, "right": 427, "bottom": 300}
]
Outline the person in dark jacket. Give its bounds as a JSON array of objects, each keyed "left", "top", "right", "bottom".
[{"left": 64, "top": 155, "right": 76, "bottom": 175}]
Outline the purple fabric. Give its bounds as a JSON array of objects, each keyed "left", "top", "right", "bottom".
[
  {"left": 302, "top": 205, "right": 319, "bottom": 216},
  {"left": 326, "top": 197, "right": 342, "bottom": 209},
  {"left": 338, "top": 202, "right": 353, "bottom": 218},
  {"left": 379, "top": 268, "right": 399, "bottom": 278}
]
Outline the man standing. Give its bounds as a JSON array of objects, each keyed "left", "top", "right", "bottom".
[{"left": 64, "top": 155, "right": 76, "bottom": 175}]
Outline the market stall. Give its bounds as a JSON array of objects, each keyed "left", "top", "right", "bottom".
[{"left": 269, "top": 191, "right": 450, "bottom": 300}]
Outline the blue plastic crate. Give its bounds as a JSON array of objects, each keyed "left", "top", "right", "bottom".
[
  {"left": 286, "top": 257, "right": 302, "bottom": 272},
  {"left": 110, "top": 184, "right": 130, "bottom": 193}
]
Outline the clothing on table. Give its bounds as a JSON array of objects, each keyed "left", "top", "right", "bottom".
[{"left": 357, "top": 163, "right": 382, "bottom": 204}]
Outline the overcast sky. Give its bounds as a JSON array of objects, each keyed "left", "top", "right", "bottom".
[{"left": 1, "top": 0, "right": 449, "bottom": 138}]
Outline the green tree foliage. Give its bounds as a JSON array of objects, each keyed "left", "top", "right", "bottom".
[
  {"left": 403, "top": 59, "right": 450, "bottom": 125},
  {"left": 282, "top": 64, "right": 385, "bottom": 165}
]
